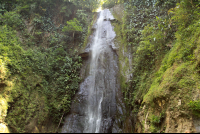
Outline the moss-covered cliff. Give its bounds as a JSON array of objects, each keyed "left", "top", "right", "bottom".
[
  {"left": 107, "top": 0, "right": 200, "bottom": 133},
  {"left": 1, "top": 0, "right": 200, "bottom": 133},
  {"left": 0, "top": 0, "right": 99, "bottom": 132}
]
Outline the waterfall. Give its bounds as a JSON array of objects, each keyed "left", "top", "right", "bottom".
[
  {"left": 61, "top": 9, "right": 123, "bottom": 133},
  {"left": 83, "top": 10, "right": 105, "bottom": 133}
]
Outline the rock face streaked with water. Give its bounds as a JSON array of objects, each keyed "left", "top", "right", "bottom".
[{"left": 61, "top": 9, "right": 126, "bottom": 133}]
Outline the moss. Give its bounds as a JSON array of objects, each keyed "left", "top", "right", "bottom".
[
  {"left": 143, "top": 14, "right": 200, "bottom": 110},
  {"left": 80, "top": 12, "right": 98, "bottom": 54},
  {"left": 110, "top": 3, "right": 200, "bottom": 132}
]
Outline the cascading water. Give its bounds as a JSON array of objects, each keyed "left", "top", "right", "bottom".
[
  {"left": 84, "top": 10, "right": 106, "bottom": 133},
  {"left": 61, "top": 9, "right": 125, "bottom": 133}
]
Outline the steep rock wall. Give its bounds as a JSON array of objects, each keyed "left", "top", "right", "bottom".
[
  {"left": 110, "top": 3, "right": 200, "bottom": 133},
  {"left": 62, "top": 9, "right": 127, "bottom": 133}
]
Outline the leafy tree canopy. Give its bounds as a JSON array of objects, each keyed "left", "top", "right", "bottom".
[{"left": 62, "top": 18, "right": 83, "bottom": 32}]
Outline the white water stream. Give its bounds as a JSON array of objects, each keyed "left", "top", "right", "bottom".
[
  {"left": 83, "top": 9, "right": 116, "bottom": 133},
  {"left": 61, "top": 9, "right": 118, "bottom": 133},
  {"left": 83, "top": 10, "right": 105, "bottom": 133}
]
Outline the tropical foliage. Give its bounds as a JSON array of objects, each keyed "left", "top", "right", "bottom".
[
  {"left": 1, "top": 0, "right": 200, "bottom": 132},
  {"left": 0, "top": 0, "right": 99, "bottom": 132},
  {"left": 111, "top": 0, "right": 200, "bottom": 130}
]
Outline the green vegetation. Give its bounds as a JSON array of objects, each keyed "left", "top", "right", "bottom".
[
  {"left": 112, "top": 0, "right": 200, "bottom": 107},
  {"left": 110, "top": 0, "right": 176, "bottom": 110},
  {"left": 188, "top": 100, "right": 200, "bottom": 117},
  {"left": 1, "top": 0, "right": 200, "bottom": 132},
  {"left": 110, "top": 0, "right": 200, "bottom": 132},
  {"left": 62, "top": 18, "right": 83, "bottom": 44},
  {"left": 143, "top": 0, "right": 200, "bottom": 104},
  {"left": 102, "top": 0, "right": 125, "bottom": 9},
  {"left": 151, "top": 112, "right": 165, "bottom": 124},
  {"left": 62, "top": 18, "right": 83, "bottom": 33},
  {"left": 0, "top": 0, "right": 99, "bottom": 132}
]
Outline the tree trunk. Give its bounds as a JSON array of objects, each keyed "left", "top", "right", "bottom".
[
  {"left": 55, "top": 112, "right": 64, "bottom": 133},
  {"left": 73, "top": 32, "right": 75, "bottom": 46}
]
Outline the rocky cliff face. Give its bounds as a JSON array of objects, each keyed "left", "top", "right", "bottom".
[
  {"left": 135, "top": 98, "right": 200, "bottom": 133},
  {"left": 109, "top": 3, "right": 200, "bottom": 133},
  {"left": 61, "top": 3, "right": 200, "bottom": 133},
  {"left": 61, "top": 9, "right": 127, "bottom": 133}
]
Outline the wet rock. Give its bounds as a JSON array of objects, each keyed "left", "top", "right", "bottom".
[
  {"left": 78, "top": 52, "right": 89, "bottom": 58},
  {"left": 193, "top": 117, "right": 200, "bottom": 133},
  {"left": 61, "top": 9, "right": 126, "bottom": 133},
  {"left": 61, "top": 114, "right": 85, "bottom": 133},
  {"left": 92, "top": 24, "right": 97, "bottom": 30}
]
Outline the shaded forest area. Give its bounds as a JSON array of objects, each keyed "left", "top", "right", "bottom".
[{"left": 0, "top": 0, "right": 99, "bottom": 132}]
